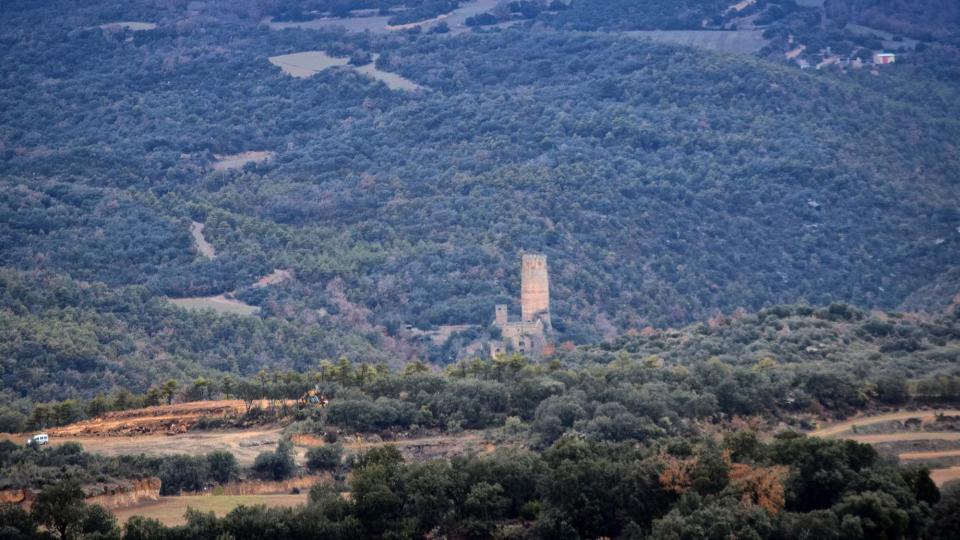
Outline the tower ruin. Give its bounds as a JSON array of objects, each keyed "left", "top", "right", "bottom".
[
  {"left": 490, "top": 253, "right": 551, "bottom": 357},
  {"left": 520, "top": 253, "right": 551, "bottom": 328}
]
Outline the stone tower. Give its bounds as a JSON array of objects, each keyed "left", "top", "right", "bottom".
[{"left": 520, "top": 253, "right": 550, "bottom": 328}]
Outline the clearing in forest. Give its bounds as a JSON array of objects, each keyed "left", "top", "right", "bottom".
[
  {"left": 252, "top": 269, "right": 291, "bottom": 288},
  {"left": 212, "top": 151, "right": 275, "bottom": 171},
  {"left": 99, "top": 22, "right": 157, "bottom": 31},
  {"left": 269, "top": 51, "right": 348, "bottom": 78},
  {"left": 190, "top": 221, "right": 216, "bottom": 259},
  {"left": 268, "top": 51, "right": 422, "bottom": 91}
]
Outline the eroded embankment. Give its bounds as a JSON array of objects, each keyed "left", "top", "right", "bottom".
[{"left": 1, "top": 478, "right": 161, "bottom": 510}]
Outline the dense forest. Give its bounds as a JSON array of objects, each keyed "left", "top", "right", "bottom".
[
  {"left": 2, "top": 4, "right": 959, "bottom": 352},
  {"left": 1, "top": 0, "right": 959, "bottom": 395}
]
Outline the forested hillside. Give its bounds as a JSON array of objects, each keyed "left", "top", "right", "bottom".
[{"left": 1, "top": 0, "right": 959, "bottom": 364}]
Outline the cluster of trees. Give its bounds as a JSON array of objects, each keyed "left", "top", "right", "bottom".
[
  {"left": 0, "top": 440, "right": 240, "bottom": 496},
  {"left": 3, "top": 435, "right": 960, "bottom": 539}
]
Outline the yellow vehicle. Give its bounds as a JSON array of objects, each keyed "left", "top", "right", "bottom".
[{"left": 298, "top": 388, "right": 328, "bottom": 408}]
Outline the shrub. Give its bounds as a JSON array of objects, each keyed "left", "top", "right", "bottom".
[
  {"left": 253, "top": 440, "right": 296, "bottom": 481},
  {"left": 206, "top": 451, "right": 238, "bottom": 485},
  {"left": 306, "top": 444, "right": 343, "bottom": 472}
]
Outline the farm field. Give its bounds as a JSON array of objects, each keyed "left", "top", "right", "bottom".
[
  {"left": 168, "top": 295, "right": 260, "bottom": 316},
  {"left": 622, "top": 30, "right": 768, "bottom": 54},
  {"left": 810, "top": 409, "right": 960, "bottom": 485},
  {"left": 112, "top": 495, "right": 309, "bottom": 526}
]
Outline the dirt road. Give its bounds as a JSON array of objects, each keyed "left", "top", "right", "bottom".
[
  {"left": 810, "top": 410, "right": 960, "bottom": 438},
  {"left": 930, "top": 467, "right": 960, "bottom": 486},
  {"left": 899, "top": 449, "right": 960, "bottom": 461}
]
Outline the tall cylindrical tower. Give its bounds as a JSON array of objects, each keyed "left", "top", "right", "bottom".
[{"left": 521, "top": 254, "right": 550, "bottom": 327}]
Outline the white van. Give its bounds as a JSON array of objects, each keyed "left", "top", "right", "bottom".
[{"left": 26, "top": 433, "right": 49, "bottom": 446}]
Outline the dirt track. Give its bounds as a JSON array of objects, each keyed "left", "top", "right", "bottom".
[
  {"left": 808, "top": 409, "right": 960, "bottom": 486},
  {"left": 58, "top": 428, "right": 290, "bottom": 466},
  {"left": 810, "top": 410, "right": 960, "bottom": 438},
  {"left": 899, "top": 449, "right": 960, "bottom": 461},
  {"left": 837, "top": 432, "right": 960, "bottom": 445},
  {"left": 930, "top": 467, "right": 960, "bottom": 486},
  {"left": 2, "top": 400, "right": 496, "bottom": 467},
  {"left": 48, "top": 400, "right": 248, "bottom": 437}
]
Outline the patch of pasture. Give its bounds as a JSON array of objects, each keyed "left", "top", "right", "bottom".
[
  {"left": 99, "top": 22, "right": 157, "bottom": 31},
  {"left": 623, "top": 30, "right": 768, "bottom": 54},
  {"left": 212, "top": 150, "right": 275, "bottom": 171},
  {"left": 169, "top": 295, "right": 259, "bottom": 316}
]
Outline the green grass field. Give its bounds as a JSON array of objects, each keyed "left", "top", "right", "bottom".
[{"left": 113, "top": 495, "right": 309, "bottom": 526}]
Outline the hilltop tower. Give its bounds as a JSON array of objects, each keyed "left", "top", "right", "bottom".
[{"left": 521, "top": 253, "right": 550, "bottom": 328}]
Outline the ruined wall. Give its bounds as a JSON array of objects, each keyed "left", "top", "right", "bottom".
[
  {"left": 521, "top": 254, "right": 550, "bottom": 326},
  {"left": 495, "top": 304, "right": 508, "bottom": 326}
]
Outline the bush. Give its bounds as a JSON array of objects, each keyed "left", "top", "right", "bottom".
[
  {"left": 306, "top": 444, "right": 343, "bottom": 472},
  {"left": 253, "top": 440, "right": 296, "bottom": 481},
  {"left": 206, "top": 450, "right": 238, "bottom": 485},
  {"left": 158, "top": 455, "right": 209, "bottom": 495}
]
